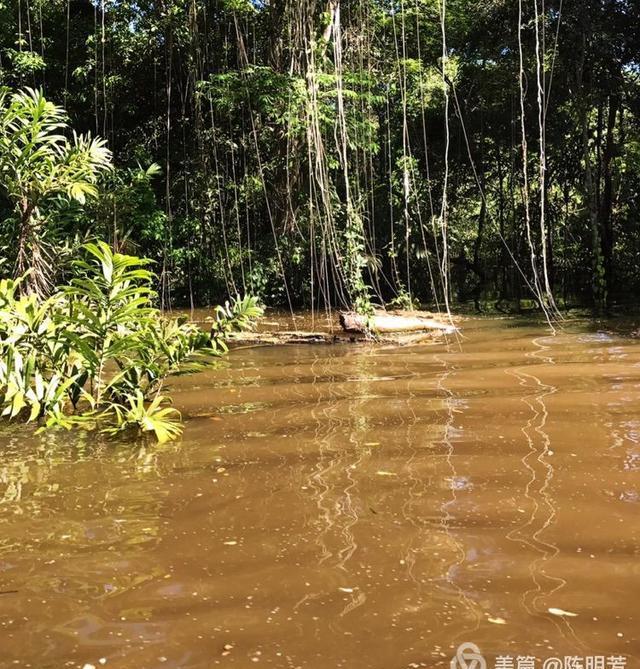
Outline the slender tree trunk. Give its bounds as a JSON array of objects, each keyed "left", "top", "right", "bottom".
[
  {"left": 472, "top": 196, "right": 487, "bottom": 312},
  {"left": 582, "top": 112, "right": 604, "bottom": 310},
  {"left": 496, "top": 145, "right": 508, "bottom": 301},
  {"left": 15, "top": 199, "right": 35, "bottom": 284},
  {"left": 600, "top": 92, "right": 619, "bottom": 300},
  {"left": 577, "top": 23, "right": 605, "bottom": 311}
]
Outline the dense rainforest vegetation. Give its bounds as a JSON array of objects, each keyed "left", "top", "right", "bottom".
[{"left": 0, "top": 0, "right": 639, "bottom": 315}]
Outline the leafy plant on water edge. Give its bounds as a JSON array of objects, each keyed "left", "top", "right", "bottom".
[{"left": 0, "top": 241, "right": 263, "bottom": 442}]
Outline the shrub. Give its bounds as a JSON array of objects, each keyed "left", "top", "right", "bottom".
[
  {"left": 0, "top": 241, "right": 262, "bottom": 442},
  {"left": 0, "top": 87, "right": 112, "bottom": 295}
]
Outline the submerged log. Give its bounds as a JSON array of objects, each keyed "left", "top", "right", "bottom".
[
  {"left": 226, "top": 331, "right": 344, "bottom": 346},
  {"left": 226, "top": 328, "right": 449, "bottom": 347},
  {"left": 339, "top": 310, "right": 457, "bottom": 335}
]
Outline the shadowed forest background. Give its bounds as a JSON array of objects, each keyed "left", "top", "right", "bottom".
[{"left": 1, "top": 0, "right": 639, "bottom": 313}]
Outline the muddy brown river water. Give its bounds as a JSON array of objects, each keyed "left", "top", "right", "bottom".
[{"left": 0, "top": 316, "right": 638, "bottom": 669}]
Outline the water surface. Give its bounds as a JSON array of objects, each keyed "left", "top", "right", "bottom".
[{"left": 0, "top": 317, "right": 638, "bottom": 668}]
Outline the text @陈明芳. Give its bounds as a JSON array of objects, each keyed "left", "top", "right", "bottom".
[{"left": 449, "top": 642, "right": 628, "bottom": 669}]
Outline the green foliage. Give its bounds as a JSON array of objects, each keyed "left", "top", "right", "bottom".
[
  {"left": 90, "top": 162, "right": 166, "bottom": 255},
  {"left": 0, "top": 87, "right": 112, "bottom": 207},
  {"left": 1, "top": 0, "right": 638, "bottom": 311},
  {"left": 4, "top": 50, "right": 46, "bottom": 76},
  {"left": 388, "top": 290, "right": 420, "bottom": 311},
  {"left": 107, "top": 390, "right": 183, "bottom": 444},
  {"left": 0, "top": 242, "right": 263, "bottom": 442},
  {"left": 221, "top": 0, "right": 258, "bottom": 17},
  {"left": 212, "top": 293, "right": 264, "bottom": 341},
  {"left": 0, "top": 87, "right": 112, "bottom": 293},
  {"left": 343, "top": 206, "right": 373, "bottom": 316}
]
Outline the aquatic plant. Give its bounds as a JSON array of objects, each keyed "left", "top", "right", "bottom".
[{"left": 0, "top": 241, "right": 262, "bottom": 442}]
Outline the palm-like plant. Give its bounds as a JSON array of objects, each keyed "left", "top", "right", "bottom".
[
  {"left": 0, "top": 87, "right": 112, "bottom": 294},
  {"left": 0, "top": 242, "right": 264, "bottom": 443}
]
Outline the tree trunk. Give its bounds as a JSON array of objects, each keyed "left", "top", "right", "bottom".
[
  {"left": 577, "top": 24, "right": 605, "bottom": 311},
  {"left": 15, "top": 199, "right": 35, "bottom": 287},
  {"left": 322, "top": 1, "right": 338, "bottom": 46},
  {"left": 600, "top": 92, "right": 619, "bottom": 300}
]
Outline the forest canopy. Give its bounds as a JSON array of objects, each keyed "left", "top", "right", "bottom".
[{"left": 1, "top": 0, "right": 639, "bottom": 313}]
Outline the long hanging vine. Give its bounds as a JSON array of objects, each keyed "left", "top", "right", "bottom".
[{"left": 1, "top": 0, "right": 608, "bottom": 319}]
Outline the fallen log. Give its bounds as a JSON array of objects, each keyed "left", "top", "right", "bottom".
[
  {"left": 339, "top": 309, "right": 457, "bottom": 335},
  {"left": 226, "top": 331, "right": 343, "bottom": 346},
  {"left": 225, "top": 328, "right": 447, "bottom": 347}
]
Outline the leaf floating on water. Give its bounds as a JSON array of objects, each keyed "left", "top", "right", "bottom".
[
  {"left": 548, "top": 607, "right": 578, "bottom": 617},
  {"left": 376, "top": 470, "right": 397, "bottom": 477},
  {"left": 488, "top": 617, "right": 507, "bottom": 625}
]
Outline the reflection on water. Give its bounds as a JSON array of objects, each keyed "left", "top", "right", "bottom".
[
  {"left": 505, "top": 336, "right": 574, "bottom": 646},
  {"left": 0, "top": 317, "right": 638, "bottom": 668}
]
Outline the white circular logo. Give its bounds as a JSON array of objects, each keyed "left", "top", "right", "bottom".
[{"left": 450, "top": 642, "right": 487, "bottom": 669}]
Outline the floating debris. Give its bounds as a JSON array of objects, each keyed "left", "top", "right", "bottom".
[{"left": 548, "top": 607, "right": 578, "bottom": 618}]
